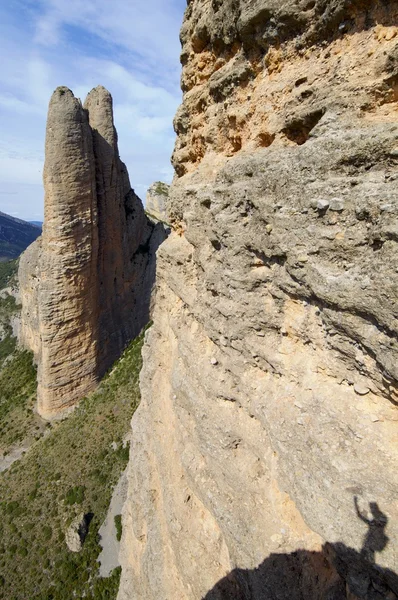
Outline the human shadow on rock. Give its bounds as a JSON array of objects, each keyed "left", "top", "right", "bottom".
[{"left": 203, "top": 498, "right": 398, "bottom": 600}]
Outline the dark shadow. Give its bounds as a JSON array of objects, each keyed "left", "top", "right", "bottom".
[
  {"left": 203, "top": 498, "right": 398, "bottom": 600},
  {"left": 87, "top": 123, "right": 169, "bottom": 379},
  {"left": 354, "top": 497, "right": 389, "bottom": 564},
  {"left": 282, "top": 109, "right": 325, "bottom": 146},
  {"left": 78, "top": 512, "right": 94, "bottom": 546}
]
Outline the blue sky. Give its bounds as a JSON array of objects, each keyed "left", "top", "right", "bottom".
[{"left": 0, "top": 0, "right": 186, "bottom": 221}]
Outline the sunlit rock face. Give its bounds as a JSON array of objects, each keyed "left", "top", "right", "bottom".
[
  {"left": 19, "top": 86, "right": 166, "bottom": 419},
  {"left": 145, "top": 181, "right": 170, "bottom": 222},
  {"left": 118, "top": 1, "right": 398, "bottom": 599}
]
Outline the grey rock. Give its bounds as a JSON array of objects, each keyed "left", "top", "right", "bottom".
[
  {"left": 146, "top": 182, "right": 170, "bottom": 222},
  {"left": 354, "top": 383, "right": 371, "bottom": 396},
  {"left": 65, "top": 512, "right": 93, "bottom": 553},
  {"left": 380, "top": 204, "right": 395, "bottom": 213},
  {"left": 317, "top": 199, "right": 330, "bottom": 211},
  {"left": 329, "top": 198, "right": 345, "bottom": 212},
  {"left": 119, "top": 2, "right": 398, "bottom": 600}
]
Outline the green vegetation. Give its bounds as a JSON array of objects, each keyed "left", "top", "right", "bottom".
[
  {"left": 0, "top": 331, "right": 145, "bottom": 600},
  {"left": 0, "top": 276, "right": 20, "bottom": 357},
  {"left": 0, "top": 291, "right": 19, "bottom": 322},
  {"left": 0, "top": 332, "right": 16, "bottom": 363},
  {"left": 0, "top": 259, "right": 18, "bottom": 289},
  {"left": 0, "top": 292, "right": 20, "bottom": 369},
  {"left": 153, "top": 180, "right": 169, "bottom": 196},
  {"left": 0, "top": 348, "right": 39, "bottom": 451},
  {"left": 0, "top": 259, "right": 39, "bottom": 454},
  {"left": 65, "top": 485, "right": 86, "bottom": 505},
  {"left": 0, "top": 259, "right": 21, "bottom": 368},
  {"left": 114, "top": 514, "right": 122, "bottom": 542}
]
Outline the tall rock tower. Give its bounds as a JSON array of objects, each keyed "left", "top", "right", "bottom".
[
  {"left": 37, "top": 87, "right": 100, "bottom": 418},
  {"left": 19, "top": 86, "right": 166, "bottom": 419}
]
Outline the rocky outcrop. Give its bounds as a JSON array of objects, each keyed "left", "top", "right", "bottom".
[
  {"left": 19, "top": 86, "right": 167, "bottom": 419},
  {"left": 145, "top": 182, "right": 170, "bottom": 222},
  {"left": 119, "top": 2, "right": 398, "bottom": 599},
  {"left": 18, "top": 238, "right": 41, "bottom": 358},
  {"left": 65, "top": 512, "right": 93, "bottom": 553}
]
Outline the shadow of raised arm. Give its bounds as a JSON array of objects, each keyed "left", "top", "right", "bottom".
[{"left": 354, "top": 496, "right": 372, "bottom": 525}]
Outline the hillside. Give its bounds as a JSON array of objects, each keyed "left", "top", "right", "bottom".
[
  {"left": 0, "top": 302, "right": 145, "bottom": 599},
  {"left": 0, "top": 257, "right": 146, "bottom": 600},
  {"left": 0, "top": 212, "right": 41, "bottom": 261},
  {"left": 0, "top": 260, "right": 48, "bottom": 463}
]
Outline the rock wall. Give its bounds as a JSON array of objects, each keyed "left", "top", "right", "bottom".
[
  {"left": 19, "top": 86, "right": 167, "bottom": 419},
  {"left": 146, "top": 182, "right": 170, "bottom": 222},
  {"left": 119, "top": 2, "right": 398, "bottom": 599},
  {"left": 18, "top": 237, "right": 41, "bottom": 358}
]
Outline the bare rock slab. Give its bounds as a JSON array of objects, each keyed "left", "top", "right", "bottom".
[
  {"left": 118, "top": 1, "right": 398, "bottom": 599},
  {"left": 98, "top": 469, "right": 128, "bottom": 577}
]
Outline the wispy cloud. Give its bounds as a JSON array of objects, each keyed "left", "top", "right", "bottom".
[
  {"left": 0, "top": 0, "right": 185, "bottom": 220},
  {"left": 33, "top": 0, "right": 184, "bottom": 66}
]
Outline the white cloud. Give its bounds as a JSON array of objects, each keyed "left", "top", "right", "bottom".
[
  {"left": 0, "top": 94, "right": 42, "bottom": 115},
  {"left": 34, "top": 0, "right": 185, "bottom": 64},
  {"left": 0, "top": 157, "right": 43, "bottom": 185},
  {"left": 34, "top": 10, "right": 61, "bottom": 46},
  {"left": 0, "top": 0, "right": 184, "bottom": 220}
]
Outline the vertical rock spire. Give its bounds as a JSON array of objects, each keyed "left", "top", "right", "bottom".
[
  {"left": 84, "top": 86, "right": 134, "bottom": 370},
  {"left": 19, "top": 85, "right": 168, "bottom": 419},
  {"left": 38, "top": 87, "right": 100, "bottom": 418}
]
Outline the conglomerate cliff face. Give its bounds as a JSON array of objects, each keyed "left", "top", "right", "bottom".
[
  {"left": 19, "top": 86, "right": 166, "bottom": 419},
  {"left": 119, "top": 2, "right": 398, "bottom": 599},
  {"left": 146, "top": 181, "right": 170, "bottom": 222}
]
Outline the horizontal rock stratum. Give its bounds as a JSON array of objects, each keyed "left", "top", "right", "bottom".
[
  {"left": 19, "top": 86, "right": 167, "bottom": 419},
  {"left": 118, "top": 2, "right": 398, "bottom": 599}
]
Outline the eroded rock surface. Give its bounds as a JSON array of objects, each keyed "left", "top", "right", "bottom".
[
  {"left": 19, "top": 86, "right": 167, "bottom": 419},
  {"left": 146, "top": 182, "right": 170, "bottom": 222},
  {"left": 65, "top": 512, "right": 93, "bottom": 553},
  {"left": 119, "top": 2, "right": 398, "bottom": 599}
]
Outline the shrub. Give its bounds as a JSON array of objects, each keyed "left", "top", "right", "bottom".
[
  {"left": 0, "top": 259, "right": 18, "bottom": 289},
  {"left": 65, "top": 485, "right": 85, "bottom": 505},
  {"left": 42, "top": 526, "right": 52, "bottom": 541},
  {"left": 114, "top": 515, "right": 122, "bottom": 542}
]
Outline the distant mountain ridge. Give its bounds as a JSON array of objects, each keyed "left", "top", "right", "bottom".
[{"left": 0, "top": 211, "right": 41, "bottom": 260}]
